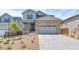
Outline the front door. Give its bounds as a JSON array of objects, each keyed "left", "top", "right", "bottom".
[{"left": 30, "top": 23, "right": 35, "bottom": 32}]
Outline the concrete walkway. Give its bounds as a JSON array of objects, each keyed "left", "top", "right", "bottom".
[{"left": 39, "top": 35, "right": 79, "bottom": 50}]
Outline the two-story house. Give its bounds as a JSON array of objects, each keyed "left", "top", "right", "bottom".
[
  {"left": 22, "top": 9, "right": 61, "bottom": 34},
  {"left": 22, "top": 9, "right": 36, "bottom": 32}
]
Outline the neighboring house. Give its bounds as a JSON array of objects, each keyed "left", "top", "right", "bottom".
[
  {"left": 61, "top": 14, "right": 79, "bottom": 35},
  {"left": 0, "top": 13, "right": 22, "bottom": 36},
  {"left": 35, "top": 15, "right": 61, "bottom": 34}
]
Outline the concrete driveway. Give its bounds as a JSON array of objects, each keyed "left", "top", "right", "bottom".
[{"left": 39, "top": 35, "right": 79, "bottom": 50}]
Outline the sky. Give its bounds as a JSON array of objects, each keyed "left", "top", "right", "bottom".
[{"left": 0, "top": 9, "right": 79, "bottom": 20}]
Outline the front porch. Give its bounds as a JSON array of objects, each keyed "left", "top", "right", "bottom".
[{"left": 30, "top": 22, "right": 35, "bottom": 32}]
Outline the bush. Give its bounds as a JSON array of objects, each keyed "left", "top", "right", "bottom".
[
  {"left": 11, "top": 42, "right": 14, "bottom": 45},
  {"left": 0, "top": 40, "right": 3, "bottom": 43},
  {"left": 21, "top": 41, "right": 24, "bottom": 44},
  {"left": 17, "top": 37, "right": 22, "bottom": 40},
  {"left": 4, "top": 39, "right": 10, "bottom": 44},
  {"left": 31, "top": 40, "right": 34, "bottom": 43},
  {"left": 69, "top": 33, "right": 75, "bottom": 38},
  {"left": 0, "top": 46, "right": 2, "bottom": 49},
  {"left": 77, "top": 37, "right": 79, "bottom": 39},
  {"left": 6, "top": 45, "right": 12, "bottom": 50},
  {"left": 70, "top": 34, "right": 75, "bottom": 38},
  {"left": 21, "top": 44, "right": 27, "bottom": 49},
  {"left": 27, "top": 38, "right": 29, "bottom": 40},
  {"left": 75, "top": 36, "right": 79, "bottom": 40}
]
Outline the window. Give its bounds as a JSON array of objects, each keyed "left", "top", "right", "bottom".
[
  {"left": 4, "top": 18, "right": 10, "bottom": 22},
  {"left": 27, "top": 14, "right": 33, "bottom": 19}
]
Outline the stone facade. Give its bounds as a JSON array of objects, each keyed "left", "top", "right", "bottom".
[{"left": 35, "top": 16, "right": 61, "bottom": 34}]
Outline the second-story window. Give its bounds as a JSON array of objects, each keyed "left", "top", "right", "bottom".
[
  {"left": 4, "top": 18, "right": 10, "bottom": 22},
  {"left": 27, "top": 14, "right": 33, "bottom": 19}
]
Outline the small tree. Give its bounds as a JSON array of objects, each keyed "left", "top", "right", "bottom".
[{"left": 8, "top": 21, "right": 20, "bottom": 36}]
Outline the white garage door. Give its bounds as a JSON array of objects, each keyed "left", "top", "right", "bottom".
[
  {"left": 38, "top": 27, "right": 57, "bottom": 34},
  {"left": 0, "top": 29, "right": 6, "bottom": 37}
]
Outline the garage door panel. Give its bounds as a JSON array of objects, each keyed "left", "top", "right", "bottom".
[{"left": 38, "top": 27, "right": 57, "bottom": 34}]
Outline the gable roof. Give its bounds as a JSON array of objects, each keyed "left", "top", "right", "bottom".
[
  {"left": 62, "top": 14, "right": 79, "bottom": 24},
  {"left": 36, "top": 11, "right": 47, "bottom": 15},
  {"left": 0, "top": 13, "right": 13, "bottom": 18},
  {"left": 0, "top": 13, "right": 22, "bottom": 23},
  {"left": 36, "top": 11, "right": 47, "bottom": 18},
  {"left": 22, "top": 9, "right": 35, "bottom": 14}
]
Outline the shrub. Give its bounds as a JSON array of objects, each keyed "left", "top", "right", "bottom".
[
  {"left": 27, "top": 38, "right": 29, "bottom": 40},
  {"left": 12, "top": 38, "right": 17, "bottom": 41},
  {"left": 33, "top": 38, "right": 35, "bottom": 40},
  {"left": 21, "top": 41, "right": 24, "bottom": 44},
  {"left": 4, "top": 39, "right": 10, "bottom": 44},
  {"left": 11, "top": 42, "right": 14, "bottom": 45},
  {"left": 31, "top": 40, "right": 34, "bottom": 43},
  {"left": 69, "top": 32, "right": 76, "bottom": 38},
  {"left": 76, "top": 36, "right": 79, "bottom": 40},
  {"left": 17, "top": 37, "right": 22, "bottom": 40},
  {"left": 6, "top": 45, "right": 12, "bottom": 50},
  {"left": 0, "top": 46, "right": 2, "bottom": 49},
  {"left": 18, "top": 37, "right": 22, "bottom": 40},
  {"left": 0, "top": 40, "right": 3, "bottom": 43},
  {"left": 21, "top": 44, "right": 27, "bottom": 49},
  {"left": 70, "top": 33, "right": 75, "bottom": 38}
]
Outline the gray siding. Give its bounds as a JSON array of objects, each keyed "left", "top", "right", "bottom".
[
  {"left": 23, "top": 11, "right": 36, "bottom": 22},
  {"left": 62, "top": 15, "right": 79, "bottom": 33},
  {"left": 0, "top": 14, "right": 13, "bottom": 23},
  {"left": 62, "top": 19, "right": 79, "bottom": 33}
]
